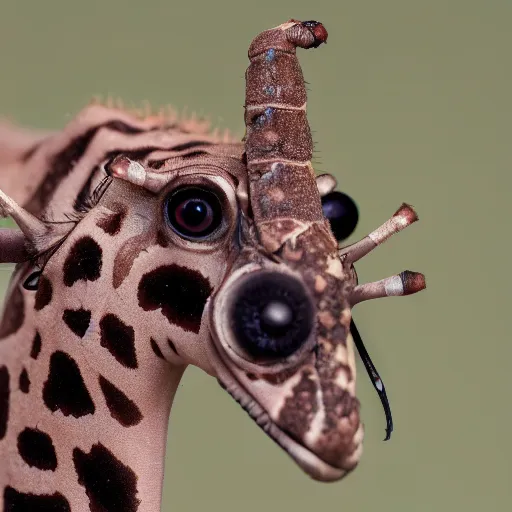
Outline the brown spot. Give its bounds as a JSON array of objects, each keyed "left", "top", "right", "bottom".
[
  {"left": 63, "top": 236, "right": 103, "bottom": 287},
  {"left": 261, "top": 366, "right": 300, "bottom": 385},
  {"left": 113, "top": 231, "right": 155, "bottom": 289},
  {"left": 314, "top": 390, "right": 360, "bottom": 469},
  {"left": 62, "top": 308, "right": 91, "bottom": 338},
  {"left": 99, "top": 376, "right": 143, "bottom": 427},
  {"left": 43, "top": 351, "right": 95, "bottom": 417},
  {"left": 96, "top": 206, "right": 126, "bottom": 236},
  {"left": 99, "top": 314, "right": 137, "bottom": 369},
  {"left": 73, "top": 442, "right": 140, "bottom": 512},
  {"left": 0, "top": 286, "right": 25, "bottom": 339},
  {"left": 138, "top": 265, "right": 212, "bottom": 334},
  {"left": 34, "top": 275, "right": 53, "bottom": 311},
  {"left": 312, "top": 331, "right": 361, "bottom": 468},
  {"left": 278, "top": 369, "right": 318, "bottom": 440},
  {"left": 0, "top": 366, "right": 9, "bottom": 440},
  {"left": 30, "top": 331, "right": 42, "bottom": 359},
  {"left": 3, "top": 487, "right": 71, "bottom": 511},
  {"left": 17, "top": 427, "right": 57, "bottom": 471},
  {"left": 19, "top": 368, "right": 30, "bottom": 393},
  {"left": 156, "top": 229, "right": 169, "bottom": 247}
]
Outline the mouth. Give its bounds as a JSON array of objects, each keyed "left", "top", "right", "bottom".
[{"left": 207, "top": 333, "right": 352, "bottom": 482}]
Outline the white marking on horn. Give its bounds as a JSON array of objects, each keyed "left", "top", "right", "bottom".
[{"left": 384, "top": 274, "right": 404, "bottom": 296}]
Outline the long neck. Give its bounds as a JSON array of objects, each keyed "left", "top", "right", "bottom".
[{"left": 0, "top": 261, "right": 186, "bottom": 512}]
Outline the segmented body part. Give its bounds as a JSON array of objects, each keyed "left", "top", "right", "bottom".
[{"left": 244, "top": 20, "right": 329, "bottom": 253}]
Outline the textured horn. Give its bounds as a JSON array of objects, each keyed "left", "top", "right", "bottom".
[{"left": 244, "top": 19, "right": 328, "bottom": 252}]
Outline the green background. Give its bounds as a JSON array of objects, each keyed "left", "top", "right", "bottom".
[{"left": 0, "top": 1, "right": 509, "bottom": 510}]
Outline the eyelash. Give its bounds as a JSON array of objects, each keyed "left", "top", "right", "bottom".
[
  {"left": 74, "top": 175, "right": 113, "bottom": 216},
  {"left": 28, "top": 175, "right": 112, "bottom": 272}
]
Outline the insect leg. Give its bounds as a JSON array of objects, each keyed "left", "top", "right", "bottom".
[
  {"left": 350, "top": 270, "right": 425, "bottom": 306},
  {"left": 340, "top": 203, "right": 418, "bottom": 264}
]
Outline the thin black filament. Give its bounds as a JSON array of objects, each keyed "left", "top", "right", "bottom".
[{"left": 350, "top": 319, "right": 393, "bottom": 441}]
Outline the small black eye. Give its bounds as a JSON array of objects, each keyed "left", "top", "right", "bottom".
[
  {"left": 321, "top": 191, "right": 359, "bottom": 242},
  {"left": 166, "top": 186, "right": 223, "bottom": 239}
]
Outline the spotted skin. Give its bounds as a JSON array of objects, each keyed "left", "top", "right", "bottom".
[
  {"left": 30, "top": 331, "right": 42, "bottom": 359},
  {"left": 63, "top": 236, "right": 103, "bottom": 287},
  {"left": 73, "top": 443, "right": 140, "bottom": 512},
  {"left": 96, "top": 204, "right": 126, "bottom": 235},
  {"left": 99, "top": 375, "right": 143, "bottom": 427},
  {"left": 0, "top": 366, "right": 8, "bottom": 440},
  {"left": 18, "top": 368, "right": 29, "bottom": 394},
  {"left": 3, "top": 487, "right": 71, "bottom": 511},
  {"left": 0, "top": 102, "right": 246, "bottom": 510},
  {"left": 17, "top": 427, "right": 58, "bottom": 471},
  {"left": 43, "top": 351, "right": 96, "bottom": 418},
  {"left": 0, "top": 19, "right": 425, "bottom": 512},
  {"left": 99, "top": 314, "right": 138, "bottom": 369},
  {"left": 138, "top": 265, "right": 213, "bottom": 334},
  {"left": 34, "top": 275, "right": 53, "bottom": 311},
  {"left": 62, "top": 308, "right": 91, "bottom": 338}
]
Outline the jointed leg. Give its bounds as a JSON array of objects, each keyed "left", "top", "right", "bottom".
[
  {"left": 340, "top": 203, "right": 418, "bottom": 264},
  {"left": 350, "top": 270, "right": 426, "bottom": 306}
]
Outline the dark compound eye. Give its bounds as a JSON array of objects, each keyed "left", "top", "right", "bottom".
[
  {"left": 231, "top": 272, "right": 314, "bottom": 360},
  {"left": 321, "top": 191, "right": 359, "bottom": 242},
  {"left": 166, "top": 187, "right": 223, "bottom": 240}
]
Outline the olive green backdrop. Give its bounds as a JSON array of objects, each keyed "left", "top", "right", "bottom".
[{"left": 0, "top": 1, "right": 509, "bottom": 511}]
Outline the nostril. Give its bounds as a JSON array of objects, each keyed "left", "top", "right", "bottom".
[{"left": 230, "top": 272, "right": 314, "bottom": 360}]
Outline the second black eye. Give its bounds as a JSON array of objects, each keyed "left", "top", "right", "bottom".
[{"left": 166, "top": 187, "right": 223, "bottom": 239}]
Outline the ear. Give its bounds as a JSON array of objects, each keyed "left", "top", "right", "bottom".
[{"left": 0, "top": 188, "right": 69, "bottom": 263}]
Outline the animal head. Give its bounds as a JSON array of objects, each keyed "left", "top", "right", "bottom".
[{"left": 0, "top": 20, "right": 425, "bottom": 482}]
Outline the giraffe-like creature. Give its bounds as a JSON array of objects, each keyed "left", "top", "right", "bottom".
[{"left": 0, "top": 20, "right": 425, "bottom": 511}]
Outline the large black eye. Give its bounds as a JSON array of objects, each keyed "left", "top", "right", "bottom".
[
  {"left": 230, "top": 272, "right": 314, "bottom": 360},
  {"left": 321, "top": 191, "right": 359, "bottom": 242},
  {"left": 166, "top": 186, "right": 223, "bottom": 239}
]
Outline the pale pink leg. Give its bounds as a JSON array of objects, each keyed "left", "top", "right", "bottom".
[
  {"left": 350, "top": 271, "right": 426, "bottom": 306},
  {"left": 340, "top": 203, "right": 418, "bottom": 264}
]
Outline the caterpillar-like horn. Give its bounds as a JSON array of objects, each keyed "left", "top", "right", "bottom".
[{"left": 244, "top": 19, "right": 328, "bottom": 252}]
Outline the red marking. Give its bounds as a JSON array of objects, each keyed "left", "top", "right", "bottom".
[
  {"left": 393, "top": 203, "right": 418, "bottom": 224},
  {"left": 106, "top": 155, "right": 131, "bottom": 178},
  {"left": 400, "top": 271, "right": 426, "bottom": 295},
  {"left": 312, "top": 23, "right": 328, "bottom": 44}
]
